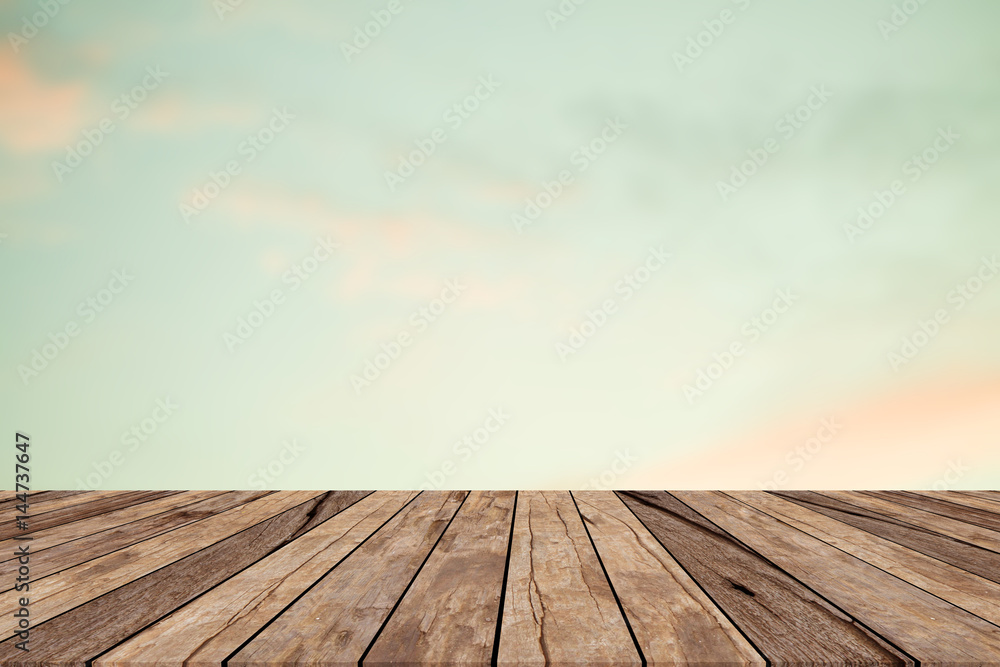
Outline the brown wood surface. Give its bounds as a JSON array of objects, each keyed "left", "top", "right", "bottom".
[
  {"left": 229, "top": 490, "right": 468, "bottom": 666},
  {"left": 97, "top": 490, "right": 408, "bottom": 666},
  {"left": 776, "top": 490, "right": 1000, "bottom": 585},
  {"left": 0, "top": 490, "right": 371, "bottom": 665},
  {"left": 0, "top": 491, "right": 270, "bottom": 588},
  {"left": 1, "top": 490, "right": 999, "bottom": 666},
  {"left": 365, "top": 490, "right": 516, "bottom": 665},
  {"left": 677, "top": 491, "right": 1000, "bottom": 663},
  {"left": 732, "top": 491, "right": 1000, "bottom": 627},
  {"left": 574, "top": 491, "right": 763, "bottom": 665},
  {"left": 497, "top": 490, "right": 641, "bottom": 665},
  {"left": 618, "top": 491, "right": 909, "bottom": 664}
]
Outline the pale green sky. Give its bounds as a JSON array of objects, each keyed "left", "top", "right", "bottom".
[{"left": 2, "top": 0, "right": 999, "bottom": 489}]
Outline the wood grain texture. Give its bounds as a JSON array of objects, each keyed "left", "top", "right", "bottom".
[
  {"left": 229, "top": 490, "right": 468, "bottom": 666},
  {"left": 365, "top": 490, "right": 516, "bottom": 665},
  {"left": 821, "top": 490, "right": 1000, "bottom": 552},
  {"left": 914, "top": 490, "right": 1000, "bottom": 515},
  {"left": 497, "top": 490, "right": 641, "bottom": 665},
  {"left": 731, "top": 491, "right": 1000, "bottom": 627},
  {"left": 776, "top": 490, "right": 1000, "bottom": 585},
  {"left": 0, "top": 490, "right": 229, "bottom": 564},
  {"left": 574, "top": 491, "right": 763, "bottom": 665},
  {"left": 867, "top": 490, "right": 1000, "bottom": 533},
  {"left": 618, "top": 491, "right": 908, "bottom": 664},
  {"left": 677, "top": 491, "right": 1000, "bottom": 664},
  {"left": 98, "top": 491, "right": 408, "bottom": 666},
  {"left": 0, "top": 491, "right": 325, "bottom": 640},
  {"left": 0, "top": 490, "right": 181, "bottom": 540},
  {"left": 0, "top": 490, "right": 371, "bottom": 666}
]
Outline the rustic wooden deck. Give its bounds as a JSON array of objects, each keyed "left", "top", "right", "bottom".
[{"left": 2, "top": 490, "right": 1000, "bottom": 665}]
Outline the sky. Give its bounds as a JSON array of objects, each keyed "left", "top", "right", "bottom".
[{"left": 1, "top": 0, "right": 999, "bottom": 490}]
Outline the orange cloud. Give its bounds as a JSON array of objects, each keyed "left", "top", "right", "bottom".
[{"left": 0, "top": 52, "right": 87, "bottom": 152}]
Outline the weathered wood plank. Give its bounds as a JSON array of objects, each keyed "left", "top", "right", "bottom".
[
  {"left": 574, "top": 491, "right": 763, "bottom": 665},
  {"left": 0, "top": 490, "right": 229, "bottom": 563},
  {"left": 365, "top": 490, "right": 515, "bottom": 665},
  {"left": 0, "top": 491, "right": 181, "bottom": 540},
  {"left": 0, "top": 491, "right": 270, "bottom": 588},
  {"left": 732, "top": 491, "right": 1000, "bottom": 627},
  {"left": 0, "top": 490, "right": 91, "bottom": 513},
  {"left": 496, "top": 490, "right": 641, "bottom": 665},
  {"left": 0, "top": 491, "right": 326, "bottom": 641},
  {"left": 97, "top": 491, "right": 408, "bottom": 666},
  {"left": 776, "top": 491, "right": 1000, "bottom": 585},
  {"left": 229, "top": 491, "right": 467, "bottom": 666},
  {"left": 822, "top": 490, "right": 1000, "bottom": 553},
  {"left": 618, "top": 491, "right": 908, "bottom": 664},
  {"left": 867, "top": 490, "right": 1000, "bottom": 533},
  {"left": 0, "top": 491, "right": 372, "bottom": 665},
  {"left": 913, "top": 490, "right": 1000, "bottom": 516},
  {"left": 677, "top": 491, "right": 1000, "bottom": 663}
]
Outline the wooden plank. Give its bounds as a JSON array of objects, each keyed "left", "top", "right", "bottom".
[
  {"left": 618, "top": 491, "right": 909, "bottom": 664},
  {"left": 822, "top": 490, "right": 1000, "bottom": 553},
  {"left": 868, "top": 491, "right": 1000, "bottom": 533},
  {"left": 0, "top": 491, "right": 269, "bottom": 587},
  {"left": 496, "top": 490, "right": 641, "bottom": 665},
  {"left": 914, "top": 490, "right": 1000, "bottom": 516},
  {"left": 732, "top": 491, "right": 1000, "bottom": 627},
  {"left": 365, "top": 490, "right": 515, "bottom": 665},
  {"left": 677, "top": 491, "right": 1000, "bottom": 663},
  {"left": 0, "top": 491, "right": 372, "bottom": 665},
  {"left": 574, "top": 491, "right": 763, "bottom": 665},
  {"left": 0, "top": 490, "right": 91, "bottom": 513},
  {"left": 97, "top": 491, "right": 411, "bottom": 666},
  {"left": 776, "top": 491, "right": 1000, "bottom": 585},
  {"left": 0, "top": 490, "right": 229, "bottom": 563},
  {"left": 229, "top": 490, "right": 467, "bottom": 666},
  {"left": 0, "top": 490, "right": 326, "bottom": 640},
  {"left": 0, "top": 491, "right": 181, "bottom": 539}
]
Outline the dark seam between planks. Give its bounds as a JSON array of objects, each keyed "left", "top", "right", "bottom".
[
  {"left": 570, "top": 491, "right": 646, "bottom": 666},
  {"left": 615, "top": 491, "right": 770, "bottom": 666},
  {"left": 219, "top": 491, "right": 426, "bottom": 666},
  {"left": 359, "top": 491, "right": 471, "bottom": 666},
  {"left": 0, "top": 492, "right": 329, "bottom": 660},
  {"left": 491, "top": 490, "right": 518, "bottom": 667},
  {"left": 0, "top": 492, "right": 274, "bottom": 594},
  {"left": 88, "top": 491, "right": 375, "bottom": 665},
  {"left": 0, "top": 490, "right": 240, "bottom": 569},
  {"left": 864, "top": 491, "right": 1000, "bottom": 539},
  {"left": 9, "top": 490, "right": 184, "bottom": 528},
  {"left": 675, "top": 492, "right": 918, "bottom": 665},
  {"left": 725, "top": 493, "right": 1000, "bottom": 633},
  {"left": 775, "top": 491, "right": 1000, "bottom": 585}
]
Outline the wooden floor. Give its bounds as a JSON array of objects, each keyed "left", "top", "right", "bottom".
[{"left": 2, "top": 491, "right": 1000, "bottom": 665}]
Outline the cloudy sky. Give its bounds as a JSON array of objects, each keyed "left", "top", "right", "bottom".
[{"left": 2, "top": 0, "right": 999, "bottom": 490}]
